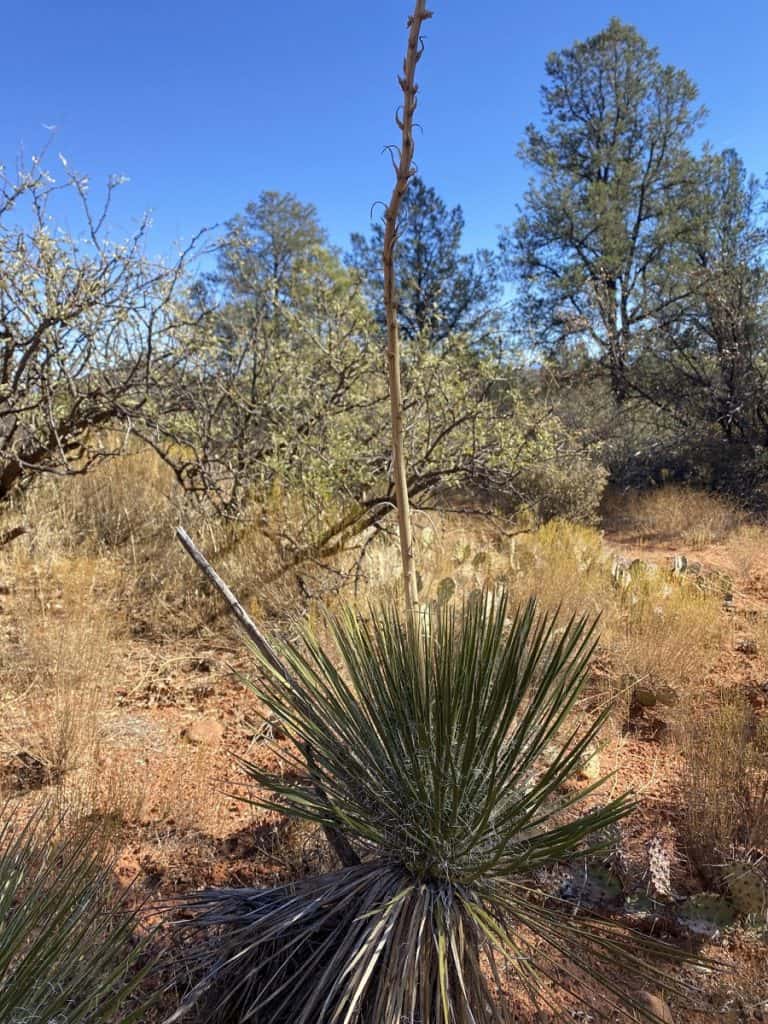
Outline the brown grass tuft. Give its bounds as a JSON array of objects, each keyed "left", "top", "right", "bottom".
[
  {"left": 603, "top": 485, "right": 746, "bottom": 548},
  {"left": 678, "top": 696, "right": 768, "bottom": 881}
]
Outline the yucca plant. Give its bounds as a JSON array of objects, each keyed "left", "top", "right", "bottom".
[
  {"left": 169, "top": 593, "right": 696, "bottom": 1023},
  {"left": 0, "top": 804, "right": 155, "bottom": 1023}
]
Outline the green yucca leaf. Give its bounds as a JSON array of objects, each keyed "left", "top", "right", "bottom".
[
  {"left": 171, "top": 593, "right": 703, "bottom": 1022},
  {"left": 0, "top": 803, "right": 157, "bottom": 1023},
  {"left": 240, "top": 595, "right": 624, "bottom": 884}
]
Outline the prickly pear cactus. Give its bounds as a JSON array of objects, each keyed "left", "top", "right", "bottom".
[
  {"left": 452, "top": 541, "right": 472, "bottom": 566},
  {"left": 561, "top": 863, "right": 624, "bottom": 908},
  {"left": 435, "top": 577, "right": 456, "bottom": 608},
  {"left": 472, "top": 550, "right": 488, "bottom": 569},
  {"left": 677, "top": 893, "right": 736, "bottom": 937},
  {"left": 605, "top": 829, "right": 629, "bottom": 883},
  {"left": 599, "top": 822, "right": 628, "bottom": 882},
  {"left": 671, "top": 553, "right": 688, "bottom": 576},
  {"left": 725, "top": 862, "right": 768, "bottom": 918},
  {"left": 623, "top": 892, "right": 660, "bottom": 924},
  {"left": 582, "top": 814, "right": 627, "bottom": 880},
  {"left": 646, "top": 835, "right": 673, "bottom": 900}
]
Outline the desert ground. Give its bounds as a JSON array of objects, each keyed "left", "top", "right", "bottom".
[{"left": 2, "top": 453, "right": 767, "bottom": 1021}]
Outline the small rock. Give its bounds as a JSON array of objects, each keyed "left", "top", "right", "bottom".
[
  {"left": 114, "top": 852, "right": 141, "bottom": 889},
  {"left": 182, "top": 717, "right": 224, "bottom": 746},
  {"left": 656, "top": 685, "right": 679, "bottom": 708},
  {"left": 578, "top": 750, "right": 601, "bottom": 780},
  {"left": 736, "top": 637, "right": 759, "bottom": 656},
  {"left": 633, "top": 991, "right": 674, "bottom": 1023},
  {"left": 635, "top": 687, "right": 658, "bottom": 708}
]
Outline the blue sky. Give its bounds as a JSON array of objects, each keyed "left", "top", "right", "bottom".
[{"left": 3, "top": 1, "right": 767, "bottom": 261}]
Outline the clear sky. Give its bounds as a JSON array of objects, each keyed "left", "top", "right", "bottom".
[{"left": 3, "top": 1, "right": 767, "bottom": 260}]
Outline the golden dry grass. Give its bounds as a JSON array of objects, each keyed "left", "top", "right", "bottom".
[
  {"left": 603, "top": 484, "right": 747, "bottom": 548},
  {"left": 0, "top": 559, "right": 119, "bottom": 783},
  {"left": 678, "top": 696, "right": 768, "bottom": 880},
  {"left": 3, "top": 448, "right": 768, "bottom": 1024},
  {"left": 7, "top": 447, "right": 335, "bottom": 636},
  {"left": 354, "top": 514, "right": 727, "bottom": 712},
  {"left": 1, "top": 457, "right": 752, "bottom": 755}
]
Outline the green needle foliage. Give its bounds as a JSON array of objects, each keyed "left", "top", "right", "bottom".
[
  {"left": 0, "top": 805, "right": 155, "bottom": 1024},
  {"left": 172, "top": 594, "right": 696, "bottom": 1023}
]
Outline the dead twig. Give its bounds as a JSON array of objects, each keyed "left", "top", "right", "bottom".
[{"left": 0, "top": 524, "right": 27, "bottom": 548}]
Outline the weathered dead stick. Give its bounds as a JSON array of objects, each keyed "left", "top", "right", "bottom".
[
  {"left": 175, "top": 526, "right": 360, "bottom": 867},
  {"left": 0, "top": 524, "right": 27, "bottom": 548}
]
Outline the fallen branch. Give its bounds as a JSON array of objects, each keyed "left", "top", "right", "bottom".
[
  {"left": 175, "top": 526, "right": 360, "bottom": 868},
  {"left": 0, "top": 525, "right": 27, "bottom": 548}
]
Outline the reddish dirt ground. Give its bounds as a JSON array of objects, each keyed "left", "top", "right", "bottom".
[{"left": 4, "top": 525, "right": 768, "bottom": 1022}]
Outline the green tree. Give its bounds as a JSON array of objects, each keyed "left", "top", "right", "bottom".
[
  {"left": 149, "top": 192, "right": 382, "bottom": 519},
  {"left": 213, "top": 191, "right": 333, "bottom": 313},
  {"left": 509, "top": 18, "right": 705, "bottom": 401},
  {"left": 151, "top": 194, "right": 605, "bottom": 565},
  {"left": 349, "top": 176, "right": 504, "bottom": 352},
  {"left": 631, "top": 149, "right": 768, "bottom": 484}
]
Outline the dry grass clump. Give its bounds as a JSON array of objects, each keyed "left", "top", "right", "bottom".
[
  {"left": 514, "top": 521, "right": 725, "bottom": 702},
  {"left": 8, "top": 446, "right": 332, "bottom": 635},
  {"left": 354, "top": 516, "right": 614, "bottom": 623},
  {"left": 724, "top": 523, "right": 768, "bottom": 583},
  {"left": 678, "top": 696, "right": 768, "bottom": 881},
  {"left": 0, "top": 560, "right": 121, "bottom": 791},
  {"left": 603, "top": 485, "right": 746, "bottom": 548},
  {"left": 507, "top": 519, "right": 615, "bottom": 621},
  {"left": 0, "top": 553, "right": 155, "bottom": 827},
  {"left": 614, "top": 573, "right": 726, "bottom": 696},
  {"left": 20, "top": 445, "right": 180, "bottom": 555}
]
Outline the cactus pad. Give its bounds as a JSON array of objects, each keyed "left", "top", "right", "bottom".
[
  {"left": 435, "top": 577, "right": 456, "bottom": 607},
  {"left": 677, "top": 893, "right": 736, "bottom": 936},
  {"left": 725, "top": 863, "right": 767, "bottom": 918},
  {"left": 561, "top": 863, "right": 624, "bottom": 908},
  {"left": 646, "top": 836, "right": 673, "bottom": 899}
]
